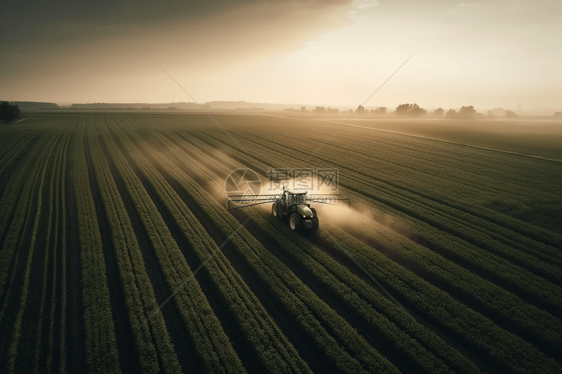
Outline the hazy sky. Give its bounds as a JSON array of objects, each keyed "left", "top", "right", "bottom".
[{"left": 1, "top": 0, "right": 560, "bottom": 111}]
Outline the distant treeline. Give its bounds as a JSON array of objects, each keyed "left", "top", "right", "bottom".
[
  {"left": 0, "top": 101, "right": 21, "bottom": 123},
  {"left": 298, "top": 104, "right": 529, "bottom": 119},
  {"left": 70, "top": 102, "right": 202, "bottom": 110},
  {"left": 3, "top": 100, "right": 560, "bottom": 118},
  {"left": 1, "top": 101, "right": 59, "bottom": 110}
]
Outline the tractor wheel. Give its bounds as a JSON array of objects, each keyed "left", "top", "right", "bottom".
[
  {"left": 277, "top": 203, "right": 285, "bottom": 219},
  {"left": 272, "top": 203, "right": 278, "bottom": 217},
  {"left": 311, "top": 217, "right": 319, "bottom": 232},
  {"left": 310, "top": 208, "right": 319, "bottom": 232},
  {"left": 289, "top": 213, "right": 303, "bottom": 231}
]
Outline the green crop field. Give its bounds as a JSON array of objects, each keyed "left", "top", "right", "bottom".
[{"left": 0, "top": 112, "right": 561, "bottom": 373}]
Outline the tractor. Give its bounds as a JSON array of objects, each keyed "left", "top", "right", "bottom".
[
  {"left": 272, "top": 188, "right": 319, "bottom": 231},
  {"left": 226, "top": 186, "right": 349, "bottom": 232}
]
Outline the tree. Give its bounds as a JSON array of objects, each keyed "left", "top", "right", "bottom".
[
  {"left": 446, "top": 109, "right": 456, "bottom": 118},
  {"left": 554, "top": 111, "right": 562, "bottom": 118},
  {"left": 505, "top": 110, "right": 517, "bottom": 118},
  {"left": 0, "top": 102, "right": 21, "bottom": 123},
  {"left": 433, "top": 108, "right": 444, "bottom": 117},
  {"left": 370, "top": 107, "right": 387, "bottom": 116},
  {"left": 314, "top": 106, "right": 326, "bottom": 113},
  {"left": 395, "top": 103, "right": 426, "bottom": 117},
  {"left": 410, "top": 103, "right": 427, "bottom": 117},
  {"left": 356, "top": 105, "right": 366, "bottom": 114},
  {"left": 457, "top": 105, "right": 476, "bottom": 119},
  {"left": 395, "top": 104, "right": 411, "bottom": 116}
]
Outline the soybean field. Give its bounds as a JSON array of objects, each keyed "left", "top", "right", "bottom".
[{"left": 0, "top": 112, "right": 561, "bottom": 374}]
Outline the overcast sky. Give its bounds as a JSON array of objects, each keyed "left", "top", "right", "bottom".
[{"left": 1, "top": 0, "right": 560, "bottom": 111}]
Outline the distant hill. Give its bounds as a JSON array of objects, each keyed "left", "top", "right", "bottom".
[
  {"left": 27, "top": 100, "right": 355, "bottom": 112},
  {"left": 68, "top": 101, "right": 306, "bottom": 111},
  {"left": 69, "top": 102, "right": 204, "bottom": 110},
  {"left": 204, "top": 101, "right": 303, "bottom": 110},
  {"left": 3, "top": 101, "right": 59, "bottom": 110},
  {"left": 69, "top": 101, "right": 302, "bottom": 111}
]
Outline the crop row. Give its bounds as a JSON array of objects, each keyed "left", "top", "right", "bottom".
[
  {"left": 5, "top": 132, "right": 64, "bottom": 372},
  {"left": 87, "top": 126, "right": 181, "bottom": 374},
  {"left": 109, "top": 117, "right": 310, "bottom": 373},
  {"left": 342, "top": 199, "right": 562, "bottom": 350},
  {"left": 326, "top": 226, "right": 561, "bottom": 373},
  {"left": 342, "top": 173, "right": 562, "bottom": 309},
  {"left": 0, "top": 120, "right": 71, "bottom": 373},
  {"left": 338, "top": 121, "right": 562, "bottom": 191},
  {"left": 72, "top": 129, "right": 121, "bottom": 373},
  {"left": 33, "top": 132, "right": 70, "bottom": 373},
  {"left": 340, "top": 167, "right": 562, "bottom": 269},
  {"left": 51, "top": 132, "right": 71, "bottom": 374},
  {"left": 101, "top": 120, "right": 245, "bottom": 373},
  {"left": 314, "top": 133, "right": 562, "bottom": 258},
  {"left": 0, "top": 133, "right": 51, "bottom": 249},
  {"left": 307, "top": 126, "right": 559, "bottom": 203},
  {"left": 130, "top": 124, "right": 399, "bottom": 373},
  {"left": 0, "top": 130, "right": 16, "bottom": 157},
  {"left": 0, "top": 132, "right": 56, "bottom": 312},
  {"left": 0, "top": 132, "right": 38, "bottom": 179}
]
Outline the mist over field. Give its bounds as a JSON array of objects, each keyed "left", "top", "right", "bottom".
[{"left": 1, "top": 1, "right": 562, "bottom": 374}]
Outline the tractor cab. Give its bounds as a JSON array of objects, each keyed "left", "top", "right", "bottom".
[
  {"left": 274, "top": 188, "right": 318, "bottom": 231},
  {"left": 282, "top": 188, "right": 308, "bottom": 206}
]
